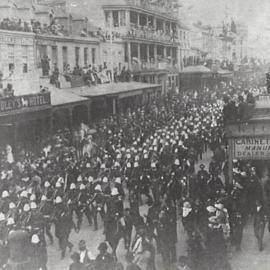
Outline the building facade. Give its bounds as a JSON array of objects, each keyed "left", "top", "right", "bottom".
[
  {"left": 36, "top": 34, "right": 100, "bottom": 75},
  {"left": 0, "top": 30, "right": 39, "bottom": 96}
]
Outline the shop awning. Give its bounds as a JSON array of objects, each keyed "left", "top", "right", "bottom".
[
  {"left": 65, "top": 82, "right": 161, "bottom": 98},
  {"left": 180, "top": 65, "right": 212, "bottom": 74},
  {"left": 50, "top": 89, "right": 88, "bottom": 106},
  {"left": 215, "top": 69, "right": 233, "bottom": 77}
]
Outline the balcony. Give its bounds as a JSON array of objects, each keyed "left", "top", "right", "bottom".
[
  {"left": 125, "top": 0, "right": 177, "bottom": 19},
  {"left": 130, "top": 60, "right": 177, "bottom": 73},
  {"left": 123, "top": 25, "right": 179, "bottom": 44}
]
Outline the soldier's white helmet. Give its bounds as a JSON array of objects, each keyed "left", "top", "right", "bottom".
[
  {"left": 111, "top": 188, "right": 119, "bottom": 196},
  {"left": 9, "top": 202, "right": 16, "bottom": 209},
  {"left": 88, "top": 176, "right": 94, "bottom": 183},
  {"left": 44, "top": 181, "right": 50, "bottom": 188},
  {"left": 95, "top": 185, "right": 102, "bottom": 192},
  {"left": 7, "top": 217, "right": 15, "bottom": 226},
  {"left": 30, "top": 202, "right": 37, "bottom": 209},
  {"left": 134, "top": 162, "right": 139, "bottom": 168},
  {"left": 100, "top": 164, "right": 106, "bottom": 169},
  {"left": 0, "top": 212, "right": 5, "bottom": 221},
  {"left": 127, "top": 162, "right": 132, "bottom": 168},
  {"left": 2, "top": 190, "right": 9, "bottom": 198},
  {"left": 30, "top": 194, "right": 36, "bottom": 201},
  {"left": 102, "top": 177, "right": 108, "bottom": 183},
  {"left": 115, "top": 177, "right": 121, "bottom": 184},
  {"left": 174, "top": 159, "right": 180, "bottom": 166},
  {"left": 20, "top": 190, "right": 28, "bottom": 198},
  {"left": 55, "top": 182, "right": 62, "bottom": 188},
  {"left": 23, "top": 204, "right": 30, "bottom": 212},
  {"left": 77, "top": 175, "right": 83, "bottom": 182},
  {"left": 55, "top": 196, "right": 62, "bottom": 204},
  {"left": 70, "top": 183, "right": 76, "bottom": 190},
  {"left": 31, "top": 234, "right": 40, "bottom": 244},
  {"left": 80, "top": 184, "right": 86, "bottom": 190},
  {"left": 41, "top": 195, "right": 47, "bottom": 201}
]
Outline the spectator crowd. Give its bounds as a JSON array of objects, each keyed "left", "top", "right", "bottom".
[{"left": 0, "top": 74, "right": 269, "bottom": 270}]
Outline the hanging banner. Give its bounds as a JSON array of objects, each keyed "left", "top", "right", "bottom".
[{"left": 233, "top": 137, "right": 270, "bottom": 160}]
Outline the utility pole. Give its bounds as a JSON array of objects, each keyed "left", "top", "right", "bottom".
[{"left": 110, "top": 13, "right": 114, "bottom": 83}]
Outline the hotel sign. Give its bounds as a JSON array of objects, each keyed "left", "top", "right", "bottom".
[
  {"left": 233, "top": 137, "right": 270, "bottom": 160},
  {"left": 0, "top": 92, "right": 51, "bottom": 115}
]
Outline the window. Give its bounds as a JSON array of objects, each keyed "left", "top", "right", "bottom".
[
  {"left": 22, "top": 45, "right": 28, "bottom": 73},
  {"left": 51, "top": 46, "right": 58, "bottom": 69},
  {"left": 8, "top": 45, "right": 15, "bottom": 72},
  {"left": 84, "top": 48, "right": 88, "bottom": 66},
  {"left": 75, "top": 47, "right": 80, "bottom": 66},
  {"left": 105, "top": 11, "right": 110, "bottom": 27},
  {"left": 112, "top": 11, "right": 119, "bottom": 27},
  {"left": 91, "top": 48, "right": 96, "bottom": 64},
  {"left": 62, "top": 46, "right": 68, "bottom": 70},
  {"left": 119, "top": 11, "right": 126, "bottom": 26}
]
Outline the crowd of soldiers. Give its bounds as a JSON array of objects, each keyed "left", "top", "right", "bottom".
[{"left": 0, "top": 74, "right": 268, "bottom": 270}]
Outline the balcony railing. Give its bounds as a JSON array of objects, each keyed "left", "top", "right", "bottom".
[
  {"left": 130, "top": 61, "right": 177, "bottom": 72},
  {"left": 0, "top": 91, "right": 51, "bottom": 115},
  {"left": 124, "top": 25, "right": 179, "bottom": 43},
  {"left": 125, "top": 0, "right": 176, "bottom": 18}
]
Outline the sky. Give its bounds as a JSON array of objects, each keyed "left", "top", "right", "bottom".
[
  {"left": 180, "top": 0, "right": 270, "bottom": 57},
  {"left": 66, "top": 0, "right": 270, "bottom": 57}
]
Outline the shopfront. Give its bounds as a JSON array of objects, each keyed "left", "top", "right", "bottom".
[
  {"left": 0, "top": 91, "right": 52, "bottom": 153},
  {"left": 226, "top": 95, "right": 270, "bottom": 182}
]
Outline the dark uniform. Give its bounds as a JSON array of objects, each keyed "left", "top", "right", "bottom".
[
  {"left": 39, "top": 199, "right": 54, "bottom": 244},
  {"left": 254, "top": 203, "right": 267, "bottom": 251},
  {"left": 54, "top": 202, "right": 74, "bottom": 259},
  {"left": 77, "top": 189, "right": 92, "bottom": 230},
  {"left": 90, "top": 190, "right": 105, "bottom": 231}
]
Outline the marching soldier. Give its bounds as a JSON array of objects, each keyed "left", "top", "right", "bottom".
[
  {"left": 66, "top": 183, "right": 80, "bottom": 231},
  {"left": 53, "top": 196, "right": 74, "bottom": 259},
  {"left": 156, "top": 208, "right": 176, "bottom": 269},
  {"left": 39, "top": 195, "right": 54, "bottom": 244},
  {"left": 90, "top": 184, "right": 105, "bottom": 231},
  {"left": 231, "top": 209, "right": 244, "bottom": 251},
  {"left": 17, "top": 190, "right": 30, "bottom": 214},
  {"left": 29, "top": 234, "right": 48, "bottom": 270},
  {"left": 77, "top": 184, "right": 92, "bottom": 230},
  {"left": 0, "top": 190, "right": 10, "bottom": 214}
]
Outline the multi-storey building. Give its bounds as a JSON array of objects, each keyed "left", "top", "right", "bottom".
[
  {"left": 53, "top": 0, "right": 182, "bottom": 93},
  {"left": 189, "top": 22, "right": 216, "bottom": 64},
  {"left": 178, "top": 22, "right": 190, "bottom": 69},
  {"left": 213, "top": 21, "right": 248, "bottom": 64}
]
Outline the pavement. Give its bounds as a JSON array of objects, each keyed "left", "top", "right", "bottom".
[{"left": 46, "top": 150, "right": 270, "bottom": 270}]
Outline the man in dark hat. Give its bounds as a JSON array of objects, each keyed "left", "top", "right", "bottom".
[
  {"left": 254, "top": 200, "right": 267, "bottom": 251},
  {"left": 95, "top": 242, "right": 115, "bottom": 270},
  {"left": 78, "top": 240, "right": 95, "bottom": 269},
  {"left": 197, "top": 164, "right": 209, "bottom": 201},
  {"left": 69, "top": 252, "right": 86, "bottom": 270}
]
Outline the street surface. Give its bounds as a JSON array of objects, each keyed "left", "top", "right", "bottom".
[{"left": 46, "top": 151, "right": 270, "bottom": 270}]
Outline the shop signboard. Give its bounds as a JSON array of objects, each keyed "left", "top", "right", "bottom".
[
  {"left": 233, "top": 137, "right": 270, "bottom": 160},
  {"left": 0, "top": 92, "right": 51, "bottom": 115}
]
